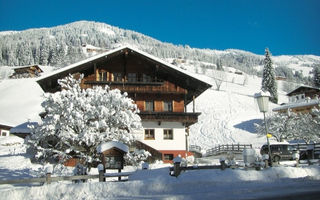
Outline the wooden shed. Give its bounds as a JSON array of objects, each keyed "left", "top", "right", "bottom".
[{"left": 96, "top": 141, "right": 129, "bottom": 170}]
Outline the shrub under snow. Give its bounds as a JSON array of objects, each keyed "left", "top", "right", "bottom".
[{"left": 26, "top": 74, "right": 143, "bottom": 167}]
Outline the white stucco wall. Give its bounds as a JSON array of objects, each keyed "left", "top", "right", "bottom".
[{"left": 135, "top": 121, "right": 187, "bottom": 151}]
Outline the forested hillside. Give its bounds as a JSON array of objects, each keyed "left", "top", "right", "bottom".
[{"left": 1, "top": 21, "right": 319, "bottom": 84}]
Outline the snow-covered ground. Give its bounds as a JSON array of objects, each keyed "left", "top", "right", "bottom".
[
  {"left": 1, "top": 60, "right": 320, "bottom": 199},
  {"left": 187, "top": 69, "right": 287, "bottom": 150},
  {"left": 1, "top": 136, "right": 320, "bottom": 199}
]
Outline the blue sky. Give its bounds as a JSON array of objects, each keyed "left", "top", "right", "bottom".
[{"left": 0, "top": 0, "right": 319, "bottom": 56}]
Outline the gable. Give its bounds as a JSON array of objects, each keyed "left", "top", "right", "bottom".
[
  {"left": 287, "top": 86, "right": 320, "bottom": 97},
  {"left": 37, "top": 46, "right": 211, "bottom": 104}
]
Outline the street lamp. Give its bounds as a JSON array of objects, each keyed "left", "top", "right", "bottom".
[{"left": 254, "top": 91, "right": 272, "bottom": 167}]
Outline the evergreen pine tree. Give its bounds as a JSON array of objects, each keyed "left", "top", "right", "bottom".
[
  {"left": 312, "top": 65, "right": 320, "bottom": 88},
  {"left": 261, "top": 48, "right": 278, "bottom": 103},
  {"left": 216, "top": 59, "right": 223, "bottom": 71}
]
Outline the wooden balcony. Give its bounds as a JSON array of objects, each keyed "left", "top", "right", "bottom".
[
  {"left": 139, "top": 112, "right": 201, "bottom": 126},
  {"left": 84, "top": 80, "right": 187, "bottom": 94}
]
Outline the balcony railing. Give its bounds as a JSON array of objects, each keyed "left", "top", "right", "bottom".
[
  {"left": 139, "top": 112, "right": 201, "bottom": 126},
  {"left": 84, "top": 80, "right": 186, "bottom": 94},
  {"left": 84, "top": 80, "right": 164, "bottom": 86}
]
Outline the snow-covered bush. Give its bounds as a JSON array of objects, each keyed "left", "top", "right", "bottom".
[
  {"left": 125, "top": 149, "right": 151, "bottom": 166},
  {"left": 255, "top": 112, "right": 296, "bottom": 142},
  {"left": 26, "top": 74, "right": 143, "bottom": 167},
  {"left": 255, "top": 108, "right": 320, "bottom": 142}
]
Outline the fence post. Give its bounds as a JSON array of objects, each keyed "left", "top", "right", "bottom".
[
  {"left": 46, "top": 173, "right": 52, "bottom": 184},
  {"left": 262, "top": 154, "right": 269, "bottom": 168},
  {"left": 173, "top": 156, "right": 182, "bottom": 177},
  {"left": 293, "top": 152, "right": 300, "bottom": 167},
  {"left": 98, "top": 164, "right": 105, "bottom": 182},
  {"left": 220, "top": 157, "right": 227, "bottom": 170},
  {"left": 118, "top": 169, "right": 121, "bottom": 181},
  {"left": 44, "top": 164, "right": 53, "bottom": 184}
]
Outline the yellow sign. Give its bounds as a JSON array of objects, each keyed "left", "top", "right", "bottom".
[{"left": 267, "top": 133, "right": 272, "bottom": 138}]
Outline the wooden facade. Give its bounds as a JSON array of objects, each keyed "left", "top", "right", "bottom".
[
  {"left": 273, "top": 86, "right": 320, "bottom": 114},
  {"left": 287, "top": 86, "right": 320, "bottom": 100},
  {"left": 10, "top": 65, "right": 43, "bottom": 79},
  {"left": 37, "top": 46, "right": 212, "bottom": 162}
]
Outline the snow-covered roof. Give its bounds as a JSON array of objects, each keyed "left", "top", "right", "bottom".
[
  {"left": 287, "top": 85, "right": 320, "bottom": 96},
  {"left": 37, "top": 45, "right": 212, "bottom": 87},
  {"left": 0, "top": 78, "right": 44, "bottom": 126},
  {"left": 96, "top": 141, "right": 129, "bottom": 153},
  {"left": 11, "top": 65, "right": 42, "bottom": 71},
  {"left": 10, "top": 121, "right": 38, "bottom": 134},
  {"left": 272, "top": 99, "right": 320, "bottom": 111},
  {"left": 254, "top": 91, "right": 271, "bottom": 98}
]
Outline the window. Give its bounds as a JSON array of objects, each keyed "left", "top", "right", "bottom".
[
  {"left": 99, "top": 72, "right": 107, "bottom": 81},
  {"left": 164, "top": 154, "right": 174, "bottom": 161},
  {"left": 1, "top": 131, "right": 8, "bottom": 136},
  {"left": 164, "top": 101, "right": 173, "bottom": 112},
  {"left": 144, "top": 129, "right": 155, "bottom": 140},
  {"left": 113, "top": 72, "right": 122, "bottom": 82},
  {"left": 145, "top": 101, "right": 154, "bottom": 112},
  {"left": 163, "top": 129, "right": 173, "bottom": 140},
  {"left": 128, "top": 73, "right": 137, "bottom": 82},
  {"left": 142, "top": 74, "right": 152, "bottom": 82}
]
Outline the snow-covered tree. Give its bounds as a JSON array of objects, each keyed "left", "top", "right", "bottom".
[
  {"left": 216, "top": 59, "right": 223, "bottom": 71},
  {"left": 261, "top": 48, "right": 278, "bottom": 103},
  {"left": 292, "top": 108, "right": 320, "bottom": 143},
  {"left": 312, "top": 65, "right": 320, "bottom": 88},
  {"left": 256, "top": 108, "right": 320, "bottom": 143},
  {"left": 26, "top": 74, "right": 143, "bottom": 167},
  {"left": 255, "top": 112, "right": 296, "bottom": 142}
]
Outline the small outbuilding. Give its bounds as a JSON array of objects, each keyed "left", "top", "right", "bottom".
[
  {"left": 96, "top": 141, "right": 128, "bottom": 170},
  {"left": 0, "top": 123, "right": 12, "bottom": 137}
]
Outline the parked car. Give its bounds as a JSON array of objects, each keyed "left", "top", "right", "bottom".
[{"left": 260, "top": 143, "right": 298, "bottom": 162}]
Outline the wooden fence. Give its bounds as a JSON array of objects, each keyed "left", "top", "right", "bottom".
[
  {"left": 0, "top": 171, "right": 133, "bottom": 186},
  {"left": 205, "top": 144, "right": 252, "bottom": 157},
  {"left": 295, "top": 143, "right": 320, "bottom": 159}
]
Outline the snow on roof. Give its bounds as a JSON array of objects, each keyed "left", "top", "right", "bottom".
[
  {"left": 287, "top": 85, "right": 320, "bottom": 96},
  {"left": 254, "top": 91, "right": 271, "bottom": 98},
  {"left": 96, "top": 141, "right": 129, "bottom": 153},
  {"left": 37, "top": 45, "right": 212, "bottom": 86},
  {"left": 11, "top": 65, "right": 42, "bottom": 70},
  {"left": 262, "top": 141, "right": 290, "bottom": 146},
  {"left": 10, "top": 121, "right": 38, "bottom": 134},
  {"left": 0, "top": 78, "right": 44, "bottom": 126},
  {"left": 272, "top": 99, "right": 320, "bottom": 111}
]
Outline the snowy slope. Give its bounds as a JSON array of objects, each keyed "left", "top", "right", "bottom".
[{"left": 184, "top": 67, "right": 284, "bottom": 149}]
